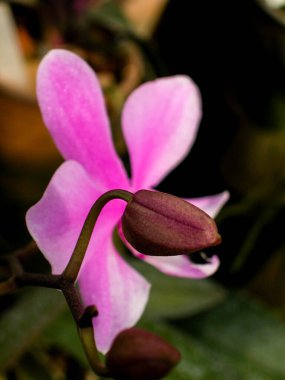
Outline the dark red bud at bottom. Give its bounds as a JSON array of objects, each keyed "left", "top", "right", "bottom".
[
  {"left": 106, "top": 327, "right": 180, "bottom": 380},
  {"left": 122, "top": 190, "right": 221, "bottom": 256}
]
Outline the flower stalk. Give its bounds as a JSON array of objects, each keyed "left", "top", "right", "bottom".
[
  {"left": 63, "top": 189, "right": 133, "bottom": 282},
  {"left": 0, "top": 189, "right": 135, "bottom": 378}
]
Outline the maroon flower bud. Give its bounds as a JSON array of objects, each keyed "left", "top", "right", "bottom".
[
  {"left": 105, "top": 327, "right": 180, "bottom": 380},
  {"left": 122, "top": 190, "right": 221, "bottom": 256}
]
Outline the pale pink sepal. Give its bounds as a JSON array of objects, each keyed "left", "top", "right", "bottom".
[
  {"left": 36, "top": 49, "right": 129, "bottom": 190},
  {"left": 78, "top": 222, "right": 151, "bottom": 354},
  {"left": 139, "top": 254, "right": 220, "bottom": 279},
  {"left": 122, "top": 76, "right": 202, "bottom": 190},
  {"left": 186, "top": 191, "right": 230, "bottom": 218},
  {"left": 118, "top": 222, "right": 220, "bottom": 279}
]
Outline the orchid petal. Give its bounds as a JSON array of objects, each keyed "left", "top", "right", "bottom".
[
  {"left": 79, "top": 217, "right": 151, "bottom": 354},
  {"left": 37, "top": 49, "right": 128, "bottom": 189},
  {"left": 122, "top": 76, "right": 202, "bottom": 189},
  {"left": 138, "top": 254, "right": 220, "bottom": 279},
  {"left": 186, "top": 191, "right": 230, "bottom": 218},
  {"left": 118, "top": 222, "right": 219, "bottom": 279},
  {"left": 26, "top": 160, "right": 110, "bottom": 274}
]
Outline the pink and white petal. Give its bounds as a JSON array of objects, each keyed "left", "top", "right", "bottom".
[
  {"left": 139, "top": 254, "right": 220, "bottom": 279},
  {"left": 122, "top": 75, "right": 202, "bottom": 190},
  {"left": 37, "top": 49, "right": 128, "bottom": 189},
  {"left": 186, "top": 191, "right": 230, "bottom": 218},
  {"left": 78, "top": 220, "right": 151, "bottom": 354},
  {"left": 26, "top": 160, "right": 110, "bottom": 274},
  {"left": 117, "top": 222, "right": 219, "bottom": 279}
]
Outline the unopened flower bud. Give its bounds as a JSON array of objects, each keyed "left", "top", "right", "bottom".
[
  {"left": 122, "top": 190, "right": 221, "bottom": 256},
  {"left": 105, "top": 327, "right": 180, "bottom": 380}
]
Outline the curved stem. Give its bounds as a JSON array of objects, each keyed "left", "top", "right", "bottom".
[
  {"left": 79, "top": 325, "right": 112, "bottom": 377},
  {"left": 61, "top": 189, "right": 133, "bottom": 377},
  {"left": 63, "top": 189, "right": 132, "bottom": 282},
  {"left": 62, "top": 284, "right": 110, "bottom": 376}
]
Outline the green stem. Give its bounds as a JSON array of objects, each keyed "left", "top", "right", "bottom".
[
  {"left": 14, "top": 271, "right": 110, "bottom": 376},
  {"left": 79, "top": 325, "right": 111, "bottom": 377},
  {"left": 61, "top": 285, "right": 111, "bottom": 376},
  {"left": 15, "top": 273, "right": 62, "bottom": 289},
  {"left": 63, "top": 189, "right": 132, "bottom": 282},
  {"left": 13, "top": 270, "right": 110, "bottom": 376},
  {"left": 61, "top": 282, "right": 85, "bottom": 323}
]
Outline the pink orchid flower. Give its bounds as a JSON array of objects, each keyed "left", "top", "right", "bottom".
[{"left": 26, "top": 49, "right": 229, "bottom": 354}]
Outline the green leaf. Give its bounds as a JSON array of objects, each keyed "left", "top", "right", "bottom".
[
  {"left": 139, "top": 293, "right": 285, "bottom": 380},
  {"left": 0, "top": 288, "right": 66, "bottom": 371},
  {"left": 134, "top": 260, "right": 227, "bottom": 320},
  {"left": 178, "top": 293, "right": 285, "bottom": 377},
  {"left": 42, "top": 310, "right": 88, "bottom": 366}
]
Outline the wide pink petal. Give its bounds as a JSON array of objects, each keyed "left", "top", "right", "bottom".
[
  {"left": 122, "top": 76, "right": 202, "bottom": 190},
  {"left": 26, "top": 160, "right": 111, "bottom": 274},
  {"left": 79, "top": 217, "right": 151, "bottom": 354},
  {"left": 186, "top": 191, "right": 230, "bottom": 218},
  {"left": 37, "top": 49, "right": 128, "bottom": 190},
  {"left": 26, "top": 159, "right": 149, "bottom": 353}
]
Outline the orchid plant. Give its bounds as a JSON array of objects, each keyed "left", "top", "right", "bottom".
[{"left": 21, "top": 49, "right": 229, "bottom": 377}]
